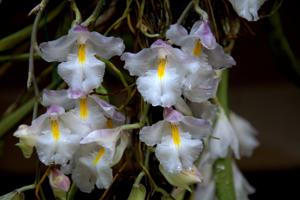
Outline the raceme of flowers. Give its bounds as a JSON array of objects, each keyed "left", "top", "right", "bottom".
[{"left": 14, "top": 19, "right": 258, "bottom": 198}]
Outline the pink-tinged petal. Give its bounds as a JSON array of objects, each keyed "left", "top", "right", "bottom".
[
  {"left": 49, "top": 168, "right": 70, "bottom": 192},
  {"left": 73, "top": 25, "right": 89, "bottom": 32},
  {"left": 87, "top": 32, "right": 125, "bottom": 59},
  {"left": 190, "top": 21, "right": 217, "bottom": 50},
  {"left": 90, "top": 95, "right": 125, "bottom": 122},
  {"left": 163, "top": 107, "right": 184, "bottom": 123},
  {"left": 39, "top": 32, "right": 78, "bottom": 62},
  {"left": 150, "top": 39, "right": 172, "bottom": 48},
  {"left": 166, "top": 24, "right": 188, "bottom": 45},
  {"left": 42, "top": 89, "right": 75, "bottom": 109},
  {"left": 67, "top": 88, "right": 86, "bottom": 99},
  {"left": 46, "top": 105, "right": 65, "bottom": 115},
  {"left": 205, "top": 44, "right": 236, "bottom": 69}
]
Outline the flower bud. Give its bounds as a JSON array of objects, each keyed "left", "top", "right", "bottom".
[
  {"left": 49, "top": 168, "right": 70, "bottom": 200},
  {"left": 127, "top": 184, "right": 146, "bottom": 200},
  {"left": 159, "top": 165, "right": 202, "bottom": 191}
]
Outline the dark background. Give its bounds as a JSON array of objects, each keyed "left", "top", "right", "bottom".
[{"left": 0, "top": 0, "right": 299, "bottom": 199}]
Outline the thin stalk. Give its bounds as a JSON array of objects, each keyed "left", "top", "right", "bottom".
[
  {"left": 16, "top": 184, "right": 36, "bottom": 193},
  {"left": 177, "top": 1, "right": 193, "bottom": 24},
  {"left": 69, "top": 0, "right": 82, "bottom": 26},
  {"left": 213, "top": 70, "right": 236, "bottom": 200},
  {"left": 104, "top": 0, "right": 133, "bottom": 35},
  {"left": 97, "top": 57, "right": 132, "bottom": 97},
  {"left": 81, "top": 0, "right": 105, "bottom": 27},
  {"left": 0, "top": 53, "right": 39, "bottom": 62},
  {"left": 193, "top": 0, "right": 208, "bottom": 21},
  {"left": 28, "top": 0, "right": 49, "bottom": 92},
  {"left": 67, "top": 183, "right": 77, "bottom": 200},
  {"left": 0, "top": 1, "right": 65, "bottom": 52}
]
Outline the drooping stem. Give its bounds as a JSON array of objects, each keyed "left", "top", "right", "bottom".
[
  {"left": 69, "top": 0, "right": 82, "bottom": 26},
  {"left": 0, "top": 1, "right": 65, "bottom": 52},
  {"left": 67, "top": 183, "right": 77, "bottom": 200},
  {"left": 81, "top": 0, "right": 105, "bottom": 27},
  {"left": 213, "top": 70, "right": 236, "bottom": 200},
  {"left": 0, "top": 53, "right": 39, "bottom": 62},
  {"left": 177, "top": 1, "right": 193, "bottom": 24}
]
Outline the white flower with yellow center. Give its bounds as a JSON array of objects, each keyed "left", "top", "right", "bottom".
[
  {"left": 121, "top": 39, "right": 199, "bottom": 107},
  {"left": 39, "top": 25, "right": 125, "bottom": 93},
  {"left": 166, "top": 21, "right": 236, "bottom": 70},
  {"left": 71, "top": 127, "right": 128, "bottom": 193},
  {"left": 166, "top": 22, "right": 230, "bottom": 103},
  {"left": 14, "top": 104, "right": 90, "bottom": 168},
  {"left": 139, "top": 108, "right": 210, "bottom": 173},
  {"left": 42, "top": 89, "right": 125, "bottom": 135}
]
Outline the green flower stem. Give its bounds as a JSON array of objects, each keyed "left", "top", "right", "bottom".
[
  {"left": 0, "top": 1, "right": 66, "bottom": 52},
  {"left": 0, "top": 98, "right": 35, "bottom": 138},
  {"left": 0, "top": 53, "right": 39, "bottom": 62},
  {"left": 16, "top": 184, "right": 36, "bottom": 193},
  {"left": 69, "top": 0, "right": 82, "bottom": 26},
  {"left": 213, "top": 70, "right": 236, "bottom": 200},
  {"left": 104, "top": 0, "right": 133, "bottom": 35},
  {"left": 177, "top": 1, "right": 193, "bottom": 24},
  {"left": 67, "top": 183, "right": 77, "bottom": 200},
  {"left": 81, "top": 0, "right": 105, "bottom": 27},
  {"left": 97, "top": 57, "right": 132, "bottom": 97}
]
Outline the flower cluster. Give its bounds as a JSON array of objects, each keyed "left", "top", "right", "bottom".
[
  {"left": 13, "top": 17, "right": 258, "bottom": 199},
  {"left": 14, "top": 25, "right": 128, "bottom": 192}
]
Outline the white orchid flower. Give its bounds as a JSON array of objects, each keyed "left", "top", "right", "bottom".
[
  {"left": 71, "top": 127, "right": 128, "bottom": 193},
  {"left": 229, "top": 112, "right": 259, "bottom": 157},
  {"left": 40, "top": 25, "right": 125, "bottom": 93},
  {"left": 166, "top": 21, "right": 236, "bottom": 70},
  {"left": 42, "top": 89, "right": 125, "bottom": 134},
  {"left": 121, "top": 39, "right": 199, "bottom": 107},
  {"left": 228, "top": 0, "right": 267, "bottom": 21},
  {"left": 14, "top": 104, "right": 90, "bottom": 168},
  {"left": 140, "top": 107, "right": 210, "bottom": 173},
  {"left": 210, "top": 108, "right": 240, "bottom": 160}
]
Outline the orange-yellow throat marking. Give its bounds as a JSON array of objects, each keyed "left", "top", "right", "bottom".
[
  {"left": 106, "top": 118, "right": 113, "bottom": 128},
  {"left": 157, "top": 58, "right": 167, "bottom": 80},
  {"left": 170, "top": 124, "right": 181, "bottom": 147},
  {"left": 193, "top": 40, "right": 202, "bottom": 57},
  {"left": 50, "top": 119, "right": 60, "bottom": 141},
  {"left": 93, "top": 147, "right": 105, "bottom": 165},
  {"left": 79, "top": 98, "right": 89, "bottom": 120},
  {"left": 78, "top": 44, "right": 86, "bottom": 63}
]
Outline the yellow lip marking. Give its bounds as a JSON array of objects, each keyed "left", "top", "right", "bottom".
[
  {"left": 50, "top": 119, "right": 60, "bottom": 141},
  {"left": 170, "top": 124, "right": 181, "bottom": 147},
  {"left": 93, "top": 147, "right": 105, "bottom": 165},
  {"left": 106, "top": 118, "right": 113, "bottom": 128},
  {"left": 193, "top": 39, "right": 202, "bottom": 57},
  {"left": 79, "top": 98, "right": 89, "bottom": 120},
  {"left": 157, "top": 58, "right": 167, "bottom": 80},
  {"left": 78, "top": 44, "right": 86, "bottom": 63}
]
